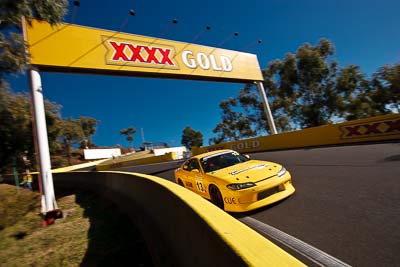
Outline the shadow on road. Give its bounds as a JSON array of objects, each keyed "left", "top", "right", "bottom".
[
  {"left": 229, "top": 198, "right": 288, "bottom": 219},
  {"left": 382, "top": 154, "right": 400, "bottom": 162}
]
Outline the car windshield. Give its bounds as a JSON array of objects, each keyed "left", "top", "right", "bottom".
[{"left": 200, "top": 151, "right": 250, "bottom": 173}]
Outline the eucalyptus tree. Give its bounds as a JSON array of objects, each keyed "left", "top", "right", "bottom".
[
  {"left": 0, "top": 84, "right": 63, "bottom": 171},
  {"left": 334, "top": 65, "right": 372, "bottom": 120},
  {"left": 211, "top": 39, "right": 339, "bottom": 143},
  {"left": 78, "top": 116, "right": 99, "bottom": 148},
  {"left": 211, "top": 39, "right": 399, "bottom": 144},
  {"left": 59, "top": 118, "right": 85, "bottom": 165},
  {"left": 0, "top": 0, "right": 68, "bottom": 77},
  {"left": 120, "top": 127, "right": 137, "bottom": 150},
  {"left": 264, "top": 38, "right": 338, "bottom": 128},
  {"left": 369, "top": 63, "right": 400, "bottom": 114},
  {"left": 210, "top": 97, "right": 258, "bottom": 144},
  {"left": 0, "top": 0, "right": 69, "bottom": 170},
  {"left": 181, "top": 126, "right": 203, "bottom": 149}
]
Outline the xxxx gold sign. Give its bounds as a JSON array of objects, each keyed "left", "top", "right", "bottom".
[
  {"left": 103, "top": 37, "right": 179, "bottom": 69},
  {"left": 339, "top": 119, "right": 400, "bottom": 139},
  {"left": 25, "top": 19, "right": 263, "bottom": 82}
]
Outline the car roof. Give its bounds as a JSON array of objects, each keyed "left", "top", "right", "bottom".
[{"left": 192, "top": 149, "right": 234, "bottom": 160}]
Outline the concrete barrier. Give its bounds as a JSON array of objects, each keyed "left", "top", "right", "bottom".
[
  {"left": 51, "top": 159, "right": 108, "bottom": 172},
  {"left": 52, "top": 171, "right": 305, "bottom": 266},
  {"left": 96, "top": 152, "right": 178, "bottom": 171},
  {"left": 192, "top": 114, "right": 400, "bottom": 155}
]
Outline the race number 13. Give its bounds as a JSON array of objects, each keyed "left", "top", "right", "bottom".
[{"left": 196, "top": 180, "right": 206, "bottom": 193}]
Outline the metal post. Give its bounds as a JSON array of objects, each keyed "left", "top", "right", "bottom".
[
  {"left": 255, "top": 81, "right": 277, "bottom": 134},
  {"left": 12, "top": 157, "right": 20, "bottom": 194},
  {"left": 29, "top": 68, "right": 58, "bottom": 212}
]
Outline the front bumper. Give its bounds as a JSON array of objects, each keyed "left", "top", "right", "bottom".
[{"left": 221, "top": 172, "right": 295, "bottom": 212}]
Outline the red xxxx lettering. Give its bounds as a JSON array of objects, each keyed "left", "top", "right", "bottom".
[
  {"left": 384, "top": 120, "right": 400, "bottom": 133},
  {"left": 110, "top": 42, "right": 128, "bottom": 61},
  {"left": 127, "top": 44, "right": 144, "bottom": 62},
  {"left": 364, "top": 123, "right": 382, "bottom": 135},
  {"left": 108, "top": 41, "right": 174, "bottom": 66},
  {"left": 344, "top": 125, "right": 362, "bottom": 137}
]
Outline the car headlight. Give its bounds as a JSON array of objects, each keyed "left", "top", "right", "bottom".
[
  {"left": 227, "top": 182, "right": 256, "bottom": 190},
  {"left": 277, "top": 167, "right": 287, "bottom": 177}
]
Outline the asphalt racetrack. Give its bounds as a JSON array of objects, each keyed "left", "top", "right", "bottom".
[{"left": 116, "top": 142, "right": 400, "bottom": 267}]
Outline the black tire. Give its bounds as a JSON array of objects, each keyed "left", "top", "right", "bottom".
[
  {"left": 209, "top": 185, "right": 224, "bottom": 210},
  {"left": 178, "top": 179, "right": 184, "bottom": 187}
]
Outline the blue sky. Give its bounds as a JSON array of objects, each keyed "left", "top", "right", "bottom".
[{"left": 7, "top": 0, "right": 400, "bottom": 148}]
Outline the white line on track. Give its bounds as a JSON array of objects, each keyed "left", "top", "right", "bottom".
[{"left": 239, "top": 216, "right": 352, "bottom": 267}]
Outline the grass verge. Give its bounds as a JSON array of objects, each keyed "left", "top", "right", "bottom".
[{"left": 0, "top": 184, "right": 153, "bottom": 266}]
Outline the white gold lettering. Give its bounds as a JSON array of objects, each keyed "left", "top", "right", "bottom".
[
  {"left": 182, "top": 50, "right": 196, "bottom": 68},
  {"left": 181, "top": 50, "right": 232, "bottom": 72}
]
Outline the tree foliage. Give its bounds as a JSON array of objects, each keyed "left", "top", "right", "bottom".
[
  {"left": 211, "top": 39, "right": 399, "bottom": 144},
  {"left": 265, "top": 39, "right": 340, "bottom": 128},
  {"left": 0, "top": 0, "right": 76, "bottom": 172},
  {"left": 120, "top": 127, "right": 136, "bottom": 150},
  {"left": 369, "top": 64, "right": 400, "bottom": 114},
  {"left": 0, "top": 82, "right": 64, "bottom": 171},
  {"left": 0, "top": 0, "right": 68, "bottom": 76},
  {"left": 181, "top": 126, "right": 203, "bottom": 149},
  {"left": 0, "top": 83, "right": 100, "bottom": 171},
  {"left": 78, "top": 116, "right": 99, "bottom": 148},
  {"left": 0, "top": 83, "right": 32, "bottom": 168},
  {"left": 210, "top": 96, "right": 259, "bottom": 144},
  {"left": 58, "top": 118, "right": 85, "bottom": 165}
]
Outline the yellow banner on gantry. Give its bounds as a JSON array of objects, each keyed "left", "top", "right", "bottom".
[{"left": 25, "top": 19, "right": 263, "bottom": 82}]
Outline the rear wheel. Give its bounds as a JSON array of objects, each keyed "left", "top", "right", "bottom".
[{"left": 209, "top": 185, "right": 224, "bottom": 210}]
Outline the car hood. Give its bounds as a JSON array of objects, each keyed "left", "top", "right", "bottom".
[{"left": 207, "top": 160, "right": 283, "bottom": 183}]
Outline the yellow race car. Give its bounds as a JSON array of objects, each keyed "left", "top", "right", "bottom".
[{"left": 174, "top": 149, "right": 295, "bottom": 212}]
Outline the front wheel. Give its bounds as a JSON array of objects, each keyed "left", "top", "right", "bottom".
[{"left": 209, "top": 185, "right": 224, "bottom": 210}]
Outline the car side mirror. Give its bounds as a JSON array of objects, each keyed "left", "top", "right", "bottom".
[{"left": 191, "top": 169, "right": 200, "bottom": 173}]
